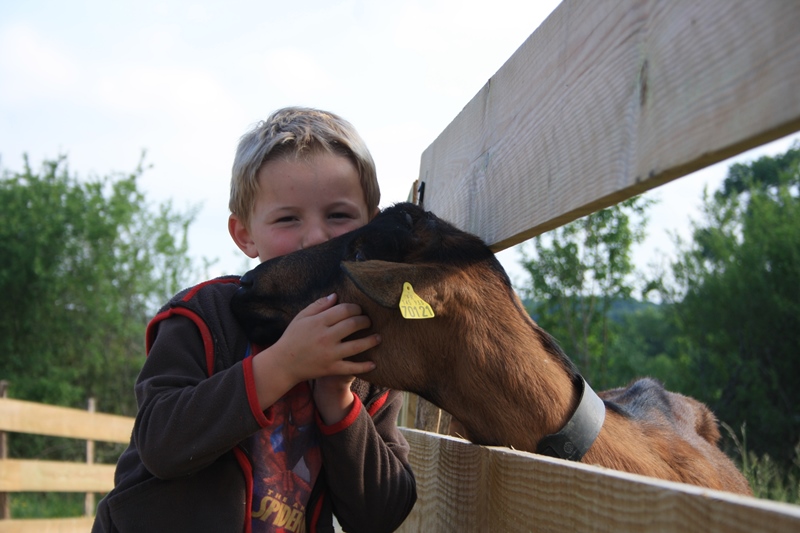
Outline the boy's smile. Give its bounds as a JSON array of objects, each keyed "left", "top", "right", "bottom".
[{"left": 229, "top": 152, "right": 372, "bottom": 263}]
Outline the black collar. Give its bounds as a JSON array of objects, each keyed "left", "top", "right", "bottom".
[{"left": 535, "top": 376, "right": 605, "bottom": 461}]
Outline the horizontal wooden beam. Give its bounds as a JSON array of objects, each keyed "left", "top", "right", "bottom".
[
  {"left": 417, "top": 0, "right": 800, "bottom": 250},
  {"left": 0, "top": 398, "right": 133, "bottom": 444},
  {"left": 0, "top": 517, "right": 95, "bottom": 533},
  {"left": 397, "top": 429, "right": 800, "bottom": 532},
  {"left": 0, "top": 459, "right": 115, "bottom": 492}
]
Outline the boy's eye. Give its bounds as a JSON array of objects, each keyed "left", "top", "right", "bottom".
[
  {"left": 275, "top": 216, "right": 297, "bottom": 223},
  {"left": 330, "top": 212, "right": 352, "bottom": 219}
]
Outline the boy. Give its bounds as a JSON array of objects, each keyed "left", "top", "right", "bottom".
[{"left": 92, "top": 107, "right": 417, "bottom": 533}]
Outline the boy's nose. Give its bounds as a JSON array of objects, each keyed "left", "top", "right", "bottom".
[{"left": 302, "top": 224, "right": 329, "bottom": 249}]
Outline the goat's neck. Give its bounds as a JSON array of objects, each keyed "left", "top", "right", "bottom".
[{"left": 438, "top": 301, "right": 580, "bottom": 453}]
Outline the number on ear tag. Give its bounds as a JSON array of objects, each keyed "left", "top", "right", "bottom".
[{"left": 399, "top": 282, "right": 435, "bottom": 319}]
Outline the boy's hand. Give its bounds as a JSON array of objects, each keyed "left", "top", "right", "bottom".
[
  {"left": 251, "top": 293, "right": 379, "bottom": 411},
  {"left": 278, "top": 293, "right": 379, "bottom": 380}
]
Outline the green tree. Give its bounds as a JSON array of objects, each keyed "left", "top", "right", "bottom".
[
  {"left": 667, "top": 143, "right": 800, "bottom": 463},
  {"left": 0, "top": 155, "right": 198, "bottom": 417},
  {"left": 603, "top": 304, "right": 684, "bottom": 387},
  {"left": 519, "top": 197, "right": 653, "bottom": 388}
]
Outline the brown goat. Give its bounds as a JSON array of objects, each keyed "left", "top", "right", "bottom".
[{"left": 232, "top": 202, "right": 752, "bottom": 495}]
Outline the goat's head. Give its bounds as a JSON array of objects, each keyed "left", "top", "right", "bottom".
[{"left": 231, "top": 203, "right": 521, "bottom": 396}]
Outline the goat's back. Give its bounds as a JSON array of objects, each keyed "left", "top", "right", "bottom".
[
  {"left": 598, "top": 378, "right": 750, "bottom": 494},
  {"left": 600, "top": 378, "right": 718, "bottom": 445}
]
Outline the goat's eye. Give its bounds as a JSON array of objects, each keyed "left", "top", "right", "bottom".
[{"left": 355, "top": 250, "right": 366, "bottom": 262}]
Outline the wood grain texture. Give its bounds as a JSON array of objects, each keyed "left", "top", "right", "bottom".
[
  {"left": 397, "top": 429, "right": 800, "bottom": 532},
  {"left": 417, "top": 0, "right": 800, "bottom": 250},
  {"left": 0, "top": 398, "right": 133, "bottom": 444},
  {"left": 0, "top": 459, "right": 115, "bottom": 492},
  {"left": 0, "top": 517, "right": 95, "bottom": 533}
]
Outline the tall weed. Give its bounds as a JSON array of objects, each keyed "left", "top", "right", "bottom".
[{"left": 724, "top": 422, "right": 800, "bottom": 504}]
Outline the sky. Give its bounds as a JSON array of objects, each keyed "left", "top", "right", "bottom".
[{"left": 2, "top": 0, "right": 798, "bottom": 291}]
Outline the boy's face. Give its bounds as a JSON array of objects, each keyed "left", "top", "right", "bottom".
[{"left": 229, "top": 152, "right": 373, "bottom": 263}]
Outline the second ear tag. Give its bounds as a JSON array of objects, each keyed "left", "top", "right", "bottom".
[{"left": 399, "top": 282, "right": 435, "bottom": 319}]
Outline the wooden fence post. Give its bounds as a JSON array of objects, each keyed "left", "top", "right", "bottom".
[
  {"left": 0, "top": 381, "right": 9, "bottom": 519},
  {"left": 414, "top": 397, "right": 454, "bottom": 434},
  {"left": 85, "top": 397, "right": 96, "bottom": 517}
]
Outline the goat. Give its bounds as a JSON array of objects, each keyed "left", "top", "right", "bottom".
[{"left": 232, "top": 202, "right": 752, "bottom": 495}]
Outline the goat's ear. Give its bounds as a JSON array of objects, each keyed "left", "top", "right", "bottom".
[{"left": 342, "top": 261, "right": 441, "bottom": 309}]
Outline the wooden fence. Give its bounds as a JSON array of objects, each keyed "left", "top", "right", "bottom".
[
  {"left": 0, "top": 389, "right": 133, "bottom": 533},
  {"left": 396, "top": 429, "right": 800, "bottom": 532},
  {"left": 396, "top": 0, "right": 800, "bottom": 531},
  {"left": 2, "top": 395, "right": 798, "bottom": 532}
]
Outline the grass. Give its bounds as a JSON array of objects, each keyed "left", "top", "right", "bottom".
[
  {"left": 11, "top": 493, "right": 86, "bottom": 518},
  {"left": 723, "top": 422, "right": 800, "bottom": 504}
]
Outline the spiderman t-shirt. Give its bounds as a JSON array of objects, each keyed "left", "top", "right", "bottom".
[{"left": 248, "top": 381, "right": 322, "bottom": 533}]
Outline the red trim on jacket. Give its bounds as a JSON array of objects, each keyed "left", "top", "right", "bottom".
[
  {"left": 316, "top": 394, "right": 363, "bottom": 436},
  {"left": 367, "top": 390, "right": 390, "bottom": 417},
  {"left": 242, "top": 355, "right": 273, "bottom": 428},
  {"left": 145, "top": 277, "right": 240, "bottom": 376},
  {"left": 146, "top": 307, "right": 217, "bottom": 376},
  {"left": 233, "top": 447, "right": 254, "bottom": 533},
  {"left": 181, "top": 276, "right": 239, "bottom": 302},
  {"left": 309, "top": 491, "right": 325, "bottom": 533}
]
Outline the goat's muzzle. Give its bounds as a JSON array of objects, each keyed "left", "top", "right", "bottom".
[{"left": 231, "top": 277, "right": 292, "bottom": 347}]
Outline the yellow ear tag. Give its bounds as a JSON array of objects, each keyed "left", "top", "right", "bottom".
[{"left": 399, "top": 282, "right": 435, "bottom": 319}]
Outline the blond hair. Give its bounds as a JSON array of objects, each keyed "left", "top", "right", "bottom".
[{"left": 229, "top": 107, "right": 379, "bottom": 228}]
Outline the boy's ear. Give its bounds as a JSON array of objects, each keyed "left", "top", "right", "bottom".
[{"left": 228, "top": 215, "right": 259, "bottom": 259}]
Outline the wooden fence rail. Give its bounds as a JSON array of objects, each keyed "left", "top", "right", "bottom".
[
  {"left": 416, "top": 0, "right": 800, "bottom": 249},
  {"left": 396, "top": 429, "right": 800, "bottom": 532},
  {"left": 0, "top": 395, "right": 133, "bottom": 533},
  {"left": 1, "top": 395, "right": 799, "bottom": 532}
]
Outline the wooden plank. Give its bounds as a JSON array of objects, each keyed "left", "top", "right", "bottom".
[
  {"left": 397, "top": 429, "right": 800, "bottom": 532},
  {"left": 398, "top": 429, "right": 490, "bottom": 531},
  {"left": 417, "top": 0, "right": 800, "bottom": 250},
  {"left": 0, "top": 398, "right": 133, "bottom": 444},
  {"left": 398, "top": 392, "right": 418, "bottom": 429},
  {"left": 0, "top": 517, "right": 95, "bottom": 533},
  {"left": 0, "top": 382, "right": 9, "bottom": 519},
  {"left": 0, "top": 459, "right": 116, "bottom": 493},
  {"left": 84, "top": 398, "right": 96, "bottom": 517}
]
